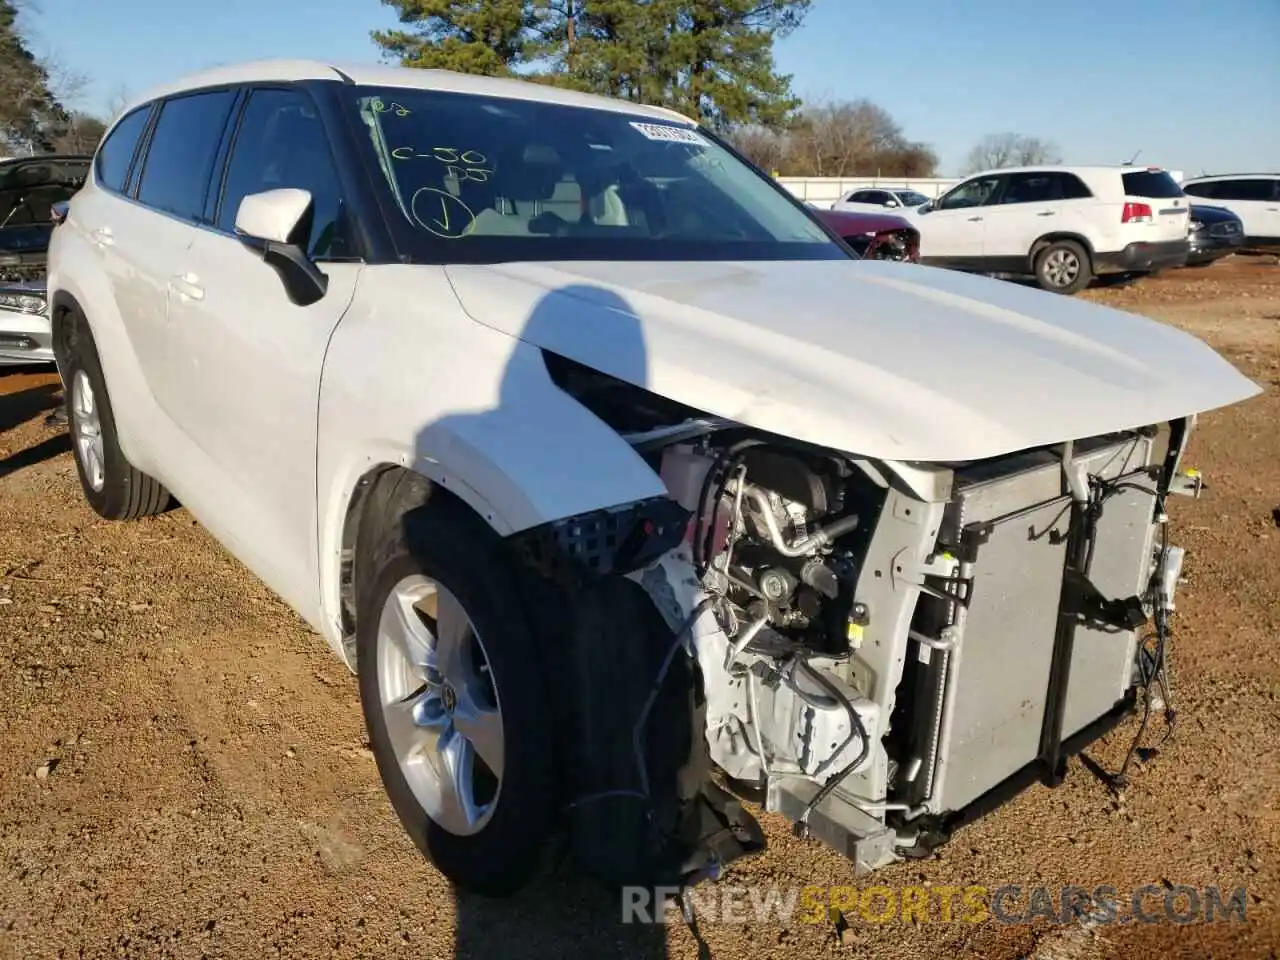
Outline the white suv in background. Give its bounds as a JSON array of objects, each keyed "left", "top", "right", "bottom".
[
  {"left": 1180, "top": 174, "right": 1280, "bottom": 249},
  {"left": 831, "top": 186, "right": 932, "bottom": 214},
  {"left": 912, "top": 165, "right": 1190, "bottom": 294}
]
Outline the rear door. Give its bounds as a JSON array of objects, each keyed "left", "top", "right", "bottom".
[
  {"left": 1120, "top": 168, "right": 1188, "bottom": 243},
  {"left": 111, "top": 90, "right": 240, "bottom": 415}
]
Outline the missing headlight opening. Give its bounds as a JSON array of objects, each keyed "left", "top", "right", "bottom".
[{"left": 524, "top": 359, "right": 1202, "bottom": 886}]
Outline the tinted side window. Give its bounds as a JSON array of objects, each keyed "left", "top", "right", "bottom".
[
  {"left": 847, "top": 191, "right": 873, "bottom": 203},
  {"left": 1000, "top": 173, "right": 1056, "bottom": 204},
  {"left": 1181, "top": 182, "right": 1217, "bottom": 199},
  {"left": 1214, "top": 179, "right": 1276, "bottom": 202},
  {"left": 137, "top": 90, "right": 237, "bottom": 221},
  {"left": 939, "top": 176, "right": 1001, "bottom": 210},
  {"left": 1057, "top": 174, "right": 1092, "bottom": 199},
  {"left": 215, "top": 87, "right": 349, "bottom": 258},
  {"left": 95, "top": 107, "right": 151, "bottom": 194}
]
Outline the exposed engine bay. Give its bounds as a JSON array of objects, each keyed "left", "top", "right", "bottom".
[
  {"left": 842, "top": 225, "right": 919, "bottom": 262},
  {"left": 532, "top": 355, "right": 1200, "bottom": 884}
]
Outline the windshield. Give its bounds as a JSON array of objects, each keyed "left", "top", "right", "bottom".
[
  {"left": 896, "top": 190, "right": 929, "bottom": 207},
  {"left": 346, "top": 86, "right": 844, "bottom": 263}
]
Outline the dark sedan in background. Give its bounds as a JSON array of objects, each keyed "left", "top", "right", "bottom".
[{"left": 1186, "top": 204, "right": 1246, "bottom": 267}]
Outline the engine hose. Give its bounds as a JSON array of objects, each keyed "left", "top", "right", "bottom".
[
  {"left": 694, "top": 439, "right": 766, "bottom": 577},
  {"left": 793, "top": 656, "right": 871, "bottom": 831}
]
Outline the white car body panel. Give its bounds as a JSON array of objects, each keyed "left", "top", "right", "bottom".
[
  {"left": 910, "top": 204, "right": 986, "bottom": 260},
  {"left": 445, "top": 257, "right": 1259, "bottom": 462},
  {"left": 314, "top": 265, "right": 670, "bottom": 645}
]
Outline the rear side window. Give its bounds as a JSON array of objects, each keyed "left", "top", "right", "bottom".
[
  {"left": 1121, "top": 170, "right": 1183, "bottom": 199},
  {"left": 1181, "top": 181, "right": 1217, "bottom": 199},
  {"left": 95, "top": 107, "right": 151, "bottom": 194},
  {"left": 137, "top": 90, "right": 238, "bottom": 222},
  {"left": 1000, "top": 172, "right": 1093, "bottom": 204},
  {"left": 1211, "top": 179, "right": 1277, "bottom": 202}
]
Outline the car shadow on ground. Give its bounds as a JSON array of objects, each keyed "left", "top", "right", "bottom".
[
  {"left": 0, "top": 370, "right": 70, "bottom": 479},
  {"left": 398, "top": 284, "right": 680, "bottom": 959}
]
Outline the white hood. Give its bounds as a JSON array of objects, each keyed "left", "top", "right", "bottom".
[{"left": 444, "top": 258, "right": 1259, "bottom": 462}]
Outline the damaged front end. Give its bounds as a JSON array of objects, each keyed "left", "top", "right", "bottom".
[{"left": 510, "top": 356, "right": 1203, "bottom": 888}]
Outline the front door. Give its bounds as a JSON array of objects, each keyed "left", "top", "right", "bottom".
[
  {"left": 916, "top": 174, "right": 1002, "bottom": 268},
  {"left": 164, "top": 85, "right": 362, "bottom": 615}
]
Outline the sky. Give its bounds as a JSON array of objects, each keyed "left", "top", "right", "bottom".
[{"left": 21, "top": 0, "right": 1280, "bottom": 177}]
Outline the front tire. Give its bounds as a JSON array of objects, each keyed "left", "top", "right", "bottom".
[
  {"left": 59, "top": 312, "right": 171, "bottom": 520},
  {"left": 355, "top": 497, "right": 556, "bottom": 896},
  {"left": 1033, "top": 239, "right": 1092, "bottom": 294}
]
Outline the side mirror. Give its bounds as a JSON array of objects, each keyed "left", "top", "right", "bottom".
[
  {"left": 884, "top": 199, "right": 899, "bottom": 208},
  {"left": 51, "top": 200, "right": 69, "bottom": 226},
  {"left": 919, "top": 200, "right": 935, "bottom": 213},
  {"left": 235, "top": 188, "right": 328, "bottom": 307}
]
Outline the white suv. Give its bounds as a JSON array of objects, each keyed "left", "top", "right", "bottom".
[
  {"left": 1180, "top": 174, "right": 1280, "bottom": 248},
  {"left": 46, "top": 60, "right": 1257, "bottom": 896},
  {"left": 912, "top": 165, "right": 1191, "bottom": 293}
]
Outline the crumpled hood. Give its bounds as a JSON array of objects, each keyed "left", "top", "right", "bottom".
[
  {"left": 814, "top": 209, "right": 916, "bottom": 235},
  {"left": 444, "top": 258, "right": 1260, "bottom": 462}
]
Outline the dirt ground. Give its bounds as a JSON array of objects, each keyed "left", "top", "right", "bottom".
[{"left": 1, "top": 259, "right": 1277, "bottom": 960}]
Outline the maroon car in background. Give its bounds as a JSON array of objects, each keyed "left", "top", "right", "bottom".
[{"left": 813, "top": 208, "right": 920, "bottom": 262}]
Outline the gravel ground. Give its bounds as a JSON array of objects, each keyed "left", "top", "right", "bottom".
[{"left": 1, "top": 258, "right": 1278, "bottom": 960}]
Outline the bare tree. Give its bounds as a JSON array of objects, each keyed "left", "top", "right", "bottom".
[
  {"left": 49, "top": 111, "right": 105, "bottom": 153},
  {"left": 779, "top": 98, "right": 937, "bottom": 178},
  {"left": 724, "top": 124, "right": 789, "bottom": 174},
  {"left": 106, "top": 83, "right": 132, "bottom": 120},
  {"left": 963, "top": 132, "right": 1062, "bottom": 173}
]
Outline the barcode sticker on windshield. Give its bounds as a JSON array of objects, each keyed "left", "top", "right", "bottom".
[{"left": 630, "top": 122, "right": 706, "bottom": 145}]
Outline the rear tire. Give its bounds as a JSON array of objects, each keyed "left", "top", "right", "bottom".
[
  {"left": 355, "top": 496, "right": 556, "bottom": 897},
  {"left": 1033, "top": 240, "right": 1092, "bottom": 294},
  {"left": 59, "top": 312, "right": 171, "bottom": 520}
]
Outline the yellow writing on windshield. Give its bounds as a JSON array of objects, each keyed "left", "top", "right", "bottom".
[
  {"left": 370, "top": 99, "right": 411, "bottom": 116},
  {"left": 410, "top": 187, "right": 477, "bottom": 240},
  {"left": 391, "top": 146, "right": 489, "bottom": 166}
]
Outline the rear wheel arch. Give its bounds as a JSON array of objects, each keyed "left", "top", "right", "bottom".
[{"left": 1030, "top": 231, "right": 1096, "bottom": 266}]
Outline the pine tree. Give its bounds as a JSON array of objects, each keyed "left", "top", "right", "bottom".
[
  {"left": 372, "top": 0, "right": 534, "bottom": 75},
  {"left": 0, "top": 0, "right": 64, "bottom": 154},
  {"left": 373, "top": 0, "right": 811, "bottom": 130}
]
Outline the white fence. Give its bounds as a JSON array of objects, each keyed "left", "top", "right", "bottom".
[
  {"left": 777, "top": 168, "right": 1189, "bottom": 208},
  {"left": 777, "top": 177, "right": 959, "bottom": 207}
]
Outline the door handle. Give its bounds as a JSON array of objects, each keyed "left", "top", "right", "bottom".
[
  {"left": 967, "top": 216, "right": 983, "bottom": 222},
  {"left": 1036, "top": 211, "right": 1056, "bottom": 217},
  {"left": 90, "top": 227, "right": 114, "bottom": 247},
  {"left": 168, "top": 273, "right": 204, "bottom": 302}
]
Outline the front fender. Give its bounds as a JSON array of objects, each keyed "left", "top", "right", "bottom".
[{"left": 315, "top": 265, "right": 670, "bottom": 641}]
